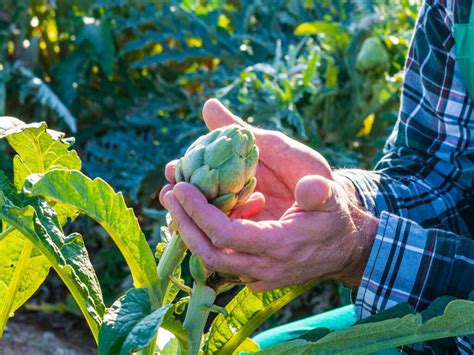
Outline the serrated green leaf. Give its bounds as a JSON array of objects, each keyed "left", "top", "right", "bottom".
[
  {"left": 355, "top": 302, "right": 414, "bottom": 326},
  {"left": 205, "top": 284, "right": 314, "bottom": 354},
  {"left": 0, "top": 118, "right": 81, "bottom": 224},
  {"left": 0, "top": 171, "right": 51, "bottom": 337},
  {"left": 0, "top": 195, "right": 104, "bottom": 342},
  {"left": 24, "top": 169, "right": 160, "bottom": 303},
  {"left": 420, "top": 296, "right": 456, "bottom": 322},
  {"left": 258, "top": 298, "right": 474, "bottom": 354},
  {"left": 99, "top": 288, "right": 152, "bottom": 355},
  {"left": 418, "top": 299, "right": 474, "bottom": 335},
  {"left": 0, "top": 120, "right": 83, "bottom": 338},
  {"left": 121, "top": 304, "right": 173, "bottom": 355},
  {"left": 4, "top": 121, "right": 81, "bottom": 189},
  {"left": 99, "top": 288, "right": 188, "bottom": 355},
  {"left": 0, "top": 228, "right": 50, "bottom": 335}
]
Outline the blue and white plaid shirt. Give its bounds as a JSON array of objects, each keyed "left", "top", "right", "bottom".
[{"left": 340, "top": 0, "right": 474, "bottom": 352}]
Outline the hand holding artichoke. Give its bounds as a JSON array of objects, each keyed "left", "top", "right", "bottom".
[{"left": 175, "top": 124, "right": 259, "bottom": 214}]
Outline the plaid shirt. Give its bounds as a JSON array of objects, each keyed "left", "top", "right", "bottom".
[{"left": 339, "top": 0, "right": 474, "bottom": 353}]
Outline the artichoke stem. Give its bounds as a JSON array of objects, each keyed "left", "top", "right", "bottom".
[
  {"left": 182, "top": 283, "right": 217, "bottom": 355},
  {"left": 157, "top": 232, "right": 187, "bottom": 305}
]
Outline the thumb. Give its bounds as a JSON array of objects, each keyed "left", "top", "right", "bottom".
[
  {"left": 295, "top": 175, "right": 339, "bottom": 212},
  {"left": 202, "top": 98, "right": 247, "bottom": 131}
]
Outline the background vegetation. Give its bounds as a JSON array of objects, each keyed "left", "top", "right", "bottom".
[{"left": 0, "top": 0, "right": 420, "bottom": 334}]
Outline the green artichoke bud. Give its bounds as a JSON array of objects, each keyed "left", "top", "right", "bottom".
[
  {"left": 356, "top": 37, "right": 389, "bottom": 74},
  {"left": 175, "top": 124, "right": 259, "bottom": 214}
]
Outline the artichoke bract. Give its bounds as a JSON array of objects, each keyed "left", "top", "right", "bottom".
[{"left": 175, "top": 124, "right": 259, "bottom": 214}]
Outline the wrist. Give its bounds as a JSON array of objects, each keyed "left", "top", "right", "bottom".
[
  {"left": 333, "top": 173, "right": 364, "bottom": 208},
  {"left": 340, "top": 206, "right": 379, "bottom": 287}
]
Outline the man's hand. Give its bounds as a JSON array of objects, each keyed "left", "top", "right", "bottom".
[
  {"left": 163, "top": 98, "right": 333, "bottom": 221},
  {"left": 160, "top": 99, "right": 378, "bottom": 291}
]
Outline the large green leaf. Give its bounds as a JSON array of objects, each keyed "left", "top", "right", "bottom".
[
  {"left": 0, "top": 117, "right": 81, "bottom": 225},
  {"left": 99, "top": 288, "right": 188, "bottom": 355},
  {"left": 0, "top": 193, "right": 105, "bottom": 342},
  {"left": 257, "top": 298, "right": 474, "bottom": 354},
  {"left": 121, "top": 305, "right": 174, "bottom": 355},
  {"left": 0, "top": 118, "right": 83, "bottom": 336},
  {"left": 99, "top": 288, "right": 154, "bottom": 355},
  {"left": 0, "top": 226, "right": 50, "bottom": 337},
  {"left": 205, "top": 284, "right": 314, "bottom": 354},
  {"left": 0, "top": 117, "right": 81, "bottom": 189},
  {"left": 24, "top": 169, "right": 160, "bottom": 303}
]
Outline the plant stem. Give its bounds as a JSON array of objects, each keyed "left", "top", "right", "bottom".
[
  {"left": 182, "top": 283, "right": 216, "bottom": 355},
  {"left": 141, "top": 231, "right": 186, "bottom": 354},
  {"left": 157, "top": 232, "right": 187, "bottom": 305}
]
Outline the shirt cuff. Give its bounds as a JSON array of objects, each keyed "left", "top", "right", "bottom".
[
  {"left": 336, "top": 169, "right": 386, "bottom": 216},
  {"left": 354, "top": 211, "right": 431, "bottom": 320}
]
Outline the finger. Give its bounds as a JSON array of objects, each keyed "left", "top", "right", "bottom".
[
  {"left": 165, "top": 160, "right": 179, "bottom": 183},
  {"left": 164, "top": 193, "right": 264, "bottom": 278},
  {"left": 173, "top": 182, "right": 278, "bottom": 253},
  {"left": 229, "top": 192, "right": 265, "bottom": 220},
  {"left": 246, "top": 281, "right": 275, "bottom": 293},
  {"left": 198, "top": 249, "right": 265, "bottom": 280},
  {"left": 202, "top": 98, "right": 246, "bottom": 131},
  {"left": 203, "top": 99, "right": 332, "bottom": 181},
  {"left": 295, "top": 175, "right": 339, "bottom": 212},
  {"left": 202, "top": 99, "right": 271, "bottom": 158},
  {"left": 159, "top": 184, "right": 174, "bottom": 208}
]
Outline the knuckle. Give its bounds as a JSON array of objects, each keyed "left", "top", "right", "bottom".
[
  {"left": 201, "top": 252, "right": 220, "bottom": 270},
  {"left": 269, "top": 246, "right": 291, "bottom": 261},
  {"left": 211, "top": 233, "right": 230, "bottom": 248}
]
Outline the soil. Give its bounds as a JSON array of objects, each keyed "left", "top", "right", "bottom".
[{"left": 0, "top": 311, "right": 96, "bottom": 355}]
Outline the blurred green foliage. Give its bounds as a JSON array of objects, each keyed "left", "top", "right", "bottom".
[{"left": 0, "top": 0, "right": 420, "bottom": 309}]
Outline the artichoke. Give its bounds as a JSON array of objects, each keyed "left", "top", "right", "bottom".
[
  {"left": 356, "top": 37, "right": 389, "bottom": 74},
  {"left": 175, "top": 124, "right": 259, "bottom": 214}
]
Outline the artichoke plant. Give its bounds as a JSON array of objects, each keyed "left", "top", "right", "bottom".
[
  {"left": 156, "top": 125, "right": 260, "bottom": 354},
  {"left": 175, "top": 124, "right": 259, "bottom": 214}
]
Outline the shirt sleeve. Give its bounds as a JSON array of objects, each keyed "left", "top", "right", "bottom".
[
  {"left": 337, "top": 0, "right": 473, "bottom": 238},
  {"left": 334, "top": 0, "right": 474, "bottom": 344},
  {"left": 355, "top": 211, "right": 474, "bottom": 317},
  {"left": 353, "top": 211, "right": 474, "bottom": 353}
]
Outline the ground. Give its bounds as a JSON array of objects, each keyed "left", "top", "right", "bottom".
[{"left": 0, "top": 311, "right": 96, "bottom": 355}]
